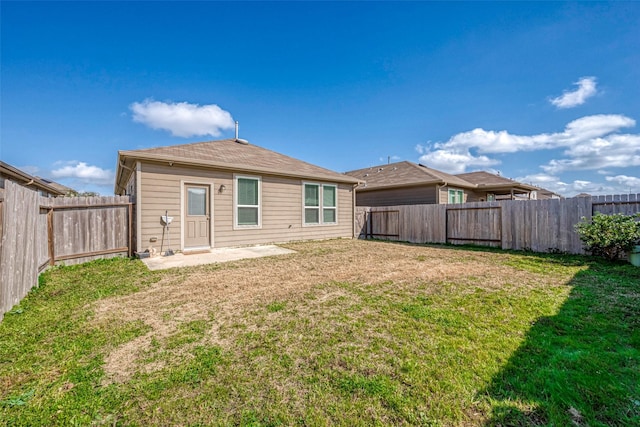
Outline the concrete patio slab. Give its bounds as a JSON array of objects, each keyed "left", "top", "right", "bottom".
[{"left": 141, "top": 245, "right": 296, "bottom": 271}]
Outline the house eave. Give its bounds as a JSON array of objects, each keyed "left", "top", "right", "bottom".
[
  {"left": 356, "top": 180, "right": 479, "bottom": 192},
  {"left": 475, "top": 183, "right": 538, "bottom": 193}
]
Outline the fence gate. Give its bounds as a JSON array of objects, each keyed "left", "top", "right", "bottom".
[
  {"left": 446, "top": 206, "right": 502, "bottom": 247},
  {"left": 367, "top": 210, "right": 400, "bottom": 240}
]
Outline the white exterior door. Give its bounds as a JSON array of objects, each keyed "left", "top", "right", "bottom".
[{"left": 184, "top": 184, "right": 210, "bottom": 249}]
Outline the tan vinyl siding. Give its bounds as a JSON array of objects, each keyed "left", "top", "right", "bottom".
[
  {"left": 356, "top": 185, "right": 437, "bottom": 207},
  {"left": 215, "top": 176, "right": 353, "bottom": 247},
  {"left": 138, "top": 162, "right": 353, "bottom": 252},
  {"left": 466, "top": 191, "right": 493, "bottom": 202}
]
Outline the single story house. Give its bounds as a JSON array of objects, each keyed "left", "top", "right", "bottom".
[
  {"left": 345, "top": 161, "right": 558, "bottom": 207},
  {"left": 0, "top": 161, "right": 67, "bottom": 197},
  {"left": 114, "top": 138, "right": 361, "bottom": 254}
]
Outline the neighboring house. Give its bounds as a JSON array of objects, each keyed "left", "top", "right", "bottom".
[
  {"left": 345, "top": 161, "right": 476, "bottom": 206},
  {"left": 345, "top": 161, "right": 558, "bottom": 207},
  {"left": 114, "top": 138, "right": 360, "bottom": 254},
  {"left": 0, "top": 161, "right": 66, "bottom": 197}
]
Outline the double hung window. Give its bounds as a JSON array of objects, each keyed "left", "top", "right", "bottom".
[
  {"left": 304, "top": 183, "right": 337, "bottom": 225},
  {"left": 235, "top": 176, "right": 261, "bottom": 228},
  {"left": 448, "top": 189, "right": 464, "bottom": 204}
]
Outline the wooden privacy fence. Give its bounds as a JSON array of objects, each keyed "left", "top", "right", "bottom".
[
  {"left": 356, "top": 193, "right": 640, "bottom": 254},
  {"left": 0, "top": 180, "right": 132, "bottom": 320}
]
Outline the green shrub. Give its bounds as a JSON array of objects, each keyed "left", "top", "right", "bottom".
[{"left": 575, "top": 213, "right": 640, "bottom": 261}]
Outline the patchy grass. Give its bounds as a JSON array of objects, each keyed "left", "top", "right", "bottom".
[{"left": 0, "top": 239, "right": 638, "bottom": 426}]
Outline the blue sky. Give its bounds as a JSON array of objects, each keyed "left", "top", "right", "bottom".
[{"left": 2, "top": 1, "right": 639, "bottom": 196}]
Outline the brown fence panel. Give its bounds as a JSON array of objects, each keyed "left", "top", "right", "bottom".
[
  {"left": 358, "top": 204, "right": 447, "bottom": 244},
  {"left": 501, "top": 197, "right": 590, "bottom": 254},
  {"left": 0, "top": 181, "right": 45, "bottom": 321},
  {"left": 50, "top": 195, "right": 131, "bottom": 266},
  {"left": 401, "top": 204, "right": 447, "bottom": 244},
  {"left": 447, "top": 203, "right": 501, "bottom": 247},
  {"left": 368, "top": 210, "right": 400, "bottom": 240}
]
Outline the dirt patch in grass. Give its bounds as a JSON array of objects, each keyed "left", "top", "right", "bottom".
[{"left": 94, "top": 239, "right": 567, "bottom": 383}]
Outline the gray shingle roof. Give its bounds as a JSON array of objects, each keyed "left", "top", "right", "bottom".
[
  {"left": 116, "top": 139, "right": 359, "bottom": 192},
  {"left": 455, "top": 171, "right": 522, "bottom": 187},
  {"left": 344, "top": 161, "right": 475, "bottom": 190}
]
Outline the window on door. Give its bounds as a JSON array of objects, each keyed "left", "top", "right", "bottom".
[{"left": 187, "top": 187, "right": 207, "bottom": 215}]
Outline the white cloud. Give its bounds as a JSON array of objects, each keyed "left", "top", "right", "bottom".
[
  {"left": 417, "top": 114, "right": 639, "bottom": 174},
  {"left": 130, "top": 99, "right": 235, "bottom": 138},
  {"left": 51, "top": 161, "right": 114, "bottom": 186},
  {"left": 542, "top": 133, "right": 640, "bottom": 174},
  {"left": 516, "top": 173, "right": 619, "bottom": 197},
  {"left": 418, "top": 149, "right": 499, "bottom": 174},
  {"left": 516, "top": 172, "right": 640, "bottom": 197},
  {"left": 605, "top": 175, "right": 640, "bottom": 190},
  {"left": 550, "top": 76, "right": 597, "bottom": 109}
]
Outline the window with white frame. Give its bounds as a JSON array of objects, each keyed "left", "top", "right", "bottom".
[
  {"left": 448, "top": 188, "right": 464, "bottom": 204},
  {"left": 304, "top": 183, "right": 337, "bottom": 225},
  {"left": 235, "top": 175, "right": 261, "bottom": 228}
]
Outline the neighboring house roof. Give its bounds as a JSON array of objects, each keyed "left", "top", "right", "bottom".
[
  {"left": 115, "top": 138, "right": 360, "bottom": 193},
  {"left": 454, "top": 171, "right": 538, "bottom": 192},
  {"left": 345, "top": 161, "right": 558, "bottom": 198},
  {"left": 37, "top": 177, "right": 76, "bottom": 196},
  {"left": 344, "top": 161, "right": 475, "bottom": 191},
  {"left": 0, "top": 161, "right": 66, "bottom": 196}
]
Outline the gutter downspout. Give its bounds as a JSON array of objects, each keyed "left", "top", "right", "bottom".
[{"left": 352, "top": 183, "right": 359, "bottom": 239}]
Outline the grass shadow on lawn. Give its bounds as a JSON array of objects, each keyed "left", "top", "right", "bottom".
[{"left": 480, "top": 259, "right": 640, "bottom": 426}]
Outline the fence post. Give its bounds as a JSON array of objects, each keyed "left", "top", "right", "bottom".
[
  {"left": 128, "top": 202, "right": 133, "bottom": 257},
  {"left": 47, "top": 207, "right": 55, "bottom": 266}
]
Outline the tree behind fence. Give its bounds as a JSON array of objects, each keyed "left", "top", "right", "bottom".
[
  {"left": 356, "top": 193, "right": 640, "bottom": 254},
  {"left": 0, "top": 180, "right": 131, "bottom": 321}
]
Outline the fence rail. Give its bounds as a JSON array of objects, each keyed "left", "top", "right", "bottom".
[
  {"left": 356, "top": 193, "right": 640, "bottom": 255},
  {"left": 0, "top": 180, "right": 132, "bottom": 320}
]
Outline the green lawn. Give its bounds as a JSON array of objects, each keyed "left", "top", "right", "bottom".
[{"left": 1, "top": 239, "right": 638, "bottom": 426}]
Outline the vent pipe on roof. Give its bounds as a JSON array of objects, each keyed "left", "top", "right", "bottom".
[{"left": 234, "top": 121, "right": 249, "bottom": 144}]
